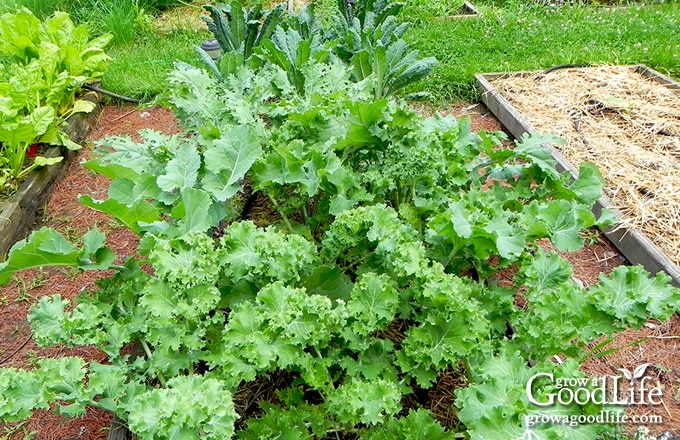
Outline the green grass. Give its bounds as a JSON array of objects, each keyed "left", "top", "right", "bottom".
[
  {"left": 407, "top": 1, "right": 680, "bottom": 102},
  {"left": 4, "top": 0, "right": 678, "bottom": 104},
  {"left": 0, "top": 0, "right": 64, "bottom": 18},
  {"left": 102, "top": 28, "right": 209, "bottom": 103},
  {"left": 71, "top": 0, "right": 153, "bottom": 45}
]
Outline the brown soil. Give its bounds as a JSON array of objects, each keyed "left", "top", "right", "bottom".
[{"left": 0, "top": 102, "right": 678, "bottom": 439}]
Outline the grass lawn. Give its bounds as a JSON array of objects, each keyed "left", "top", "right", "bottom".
[
  {"left": 3, "top": 0, "right": 677, "bottom": 103},
  {"left": 406, "top": 1, "right": 680, "bottom": 102},
  {"left": 103, "top": 29, "right": 209, "bottom": 102}
]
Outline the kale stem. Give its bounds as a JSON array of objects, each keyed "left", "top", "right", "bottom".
[
  {"left": 267, "top": 193, "right": 294, "bottom": 232},
  {"left": 302, "top": 203, "right": 309, "bottom": 223},
  {"left": 140, "top": 339, "right": 167, "bottom": 387},
  {"left": 462, "top": 357, "right": 474, "bottom": 383},
  {"left": 444, "top": 246, "right": 459, "bottom": 268}
]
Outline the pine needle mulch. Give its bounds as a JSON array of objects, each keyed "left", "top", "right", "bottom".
[{"left": 488, "top": 65, "right": 680, "bottom": 266}]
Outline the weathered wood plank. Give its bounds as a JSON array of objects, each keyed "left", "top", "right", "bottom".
[{"left": 475, "top": 66, "right": 680, "bottom": 287}]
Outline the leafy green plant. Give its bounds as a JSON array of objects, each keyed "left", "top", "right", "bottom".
[
  {"left": 256, "top": 26, "right": 333, "bottom": 94},
  {"left": 200, "top": 1, "right": 285, "bottom": 76},
  {"left": 335, "top": 0, "right": 406, "bottom": 28},
  {"left": 0, "top": 4, "right": 679, "bottom": 439},
  {"left": 2, "top": 57, "right": 680, "bottom": 436},
  {"left": 349, "top": 33, "right": 436, "bottom": 98},
  {"left": 0, "top": 8, "right": 110, "bottom": 193},
  {"left": 196, "top": 0, "right": 435, "bottom": 100},
  {"left": 0, "top": 0, "right": 65, "bottom": 20},
  {"left": 328, "top": 4, "right": 437, "bottom": 98}
]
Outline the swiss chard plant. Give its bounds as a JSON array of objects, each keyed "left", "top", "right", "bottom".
[{"left": 0, "top": 8, "right": 110, "bottom": 194}]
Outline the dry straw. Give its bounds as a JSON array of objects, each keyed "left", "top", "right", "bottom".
[{"left": 490, "top": 65, "right": 680, "bottom": 264}]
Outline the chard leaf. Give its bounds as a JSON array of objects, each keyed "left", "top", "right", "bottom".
[
  {"left": 70, "top": 99, "right": 97, "bottom": 114},
  {"left": 0, "top": 9, "right": 40, "bottom": 60},
  {"left": 30, "top": 156, "right": 63, "bottom": 167},
  {"left": 55, "top": 130, "right": 82, "bottom": 150},
  {"left": 0, "top": 119, "right": 36, "bottom": 144},
  {"left": 30, "top": 106, "right": 55, "bottom": 136}
]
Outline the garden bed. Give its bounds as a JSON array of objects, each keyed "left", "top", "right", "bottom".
[
  {"left": 0, "top": 94, "right": 100, "bottom": 258},
  {"left": 3, "top": 103, "right": 680, "bottom": 440},
  {"left": 476, "top": 64, "right": 680, "bottom": 287}
]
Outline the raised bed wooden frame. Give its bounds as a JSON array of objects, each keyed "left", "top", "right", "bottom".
[{"left": 475, "top": 64, "right": 680, "bottom": 287}]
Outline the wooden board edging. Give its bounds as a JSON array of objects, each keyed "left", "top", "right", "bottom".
[{"left": 475, "top": 65, "right": 680, "bottom": 287}]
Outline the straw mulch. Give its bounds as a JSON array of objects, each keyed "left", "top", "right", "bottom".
[{"left": 489, "top": 65, "right": 680, "bottom": 265}]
